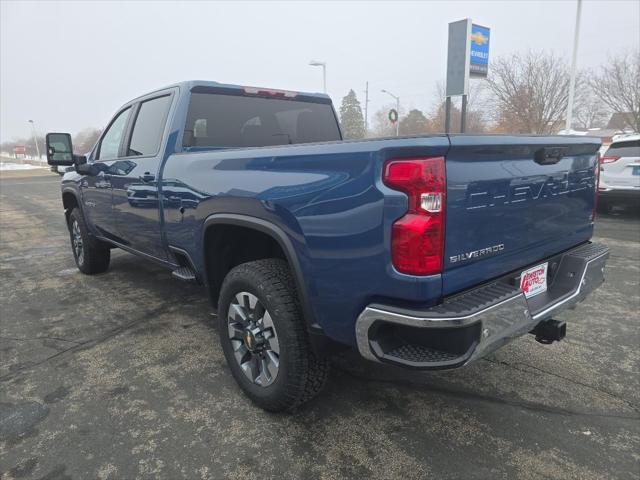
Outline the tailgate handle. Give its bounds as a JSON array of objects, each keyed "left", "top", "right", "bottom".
[{"left": 534, "top": 147, "right": 566, "bottom": 165}]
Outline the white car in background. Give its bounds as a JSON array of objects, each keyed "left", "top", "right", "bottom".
[
  {"left": 51, "top": 165, "right": 71, "bottom": 175},
  {"left": 598, "top": 134, "right": 640, "bottom": 212}
]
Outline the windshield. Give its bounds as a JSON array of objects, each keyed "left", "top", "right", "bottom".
[{"left": 184, "top": 92, "right": 341, "bottom": 148}]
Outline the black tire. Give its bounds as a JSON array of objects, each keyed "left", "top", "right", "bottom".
[
  {"left": 218, "top": 259, "right": 330, "bottom": 412},
  {"left": 68, "top": 208, "right": 111, "bottom": 274}
]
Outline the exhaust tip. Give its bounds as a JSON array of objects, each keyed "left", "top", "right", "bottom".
[{"left": 532, "top": 319, "right": 566, "bottom": 344}]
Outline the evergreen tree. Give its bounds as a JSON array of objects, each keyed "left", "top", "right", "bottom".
[
  {"left": 339, "top": 89, "right": 366, "bottom": 139},
  {"left": 399, "top": 109, "right": 430, "bottom": 135}
]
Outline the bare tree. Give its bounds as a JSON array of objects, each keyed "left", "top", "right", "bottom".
[
  {"left": 589, "top": 50, "right": 640, "bottom": 132},
  {"left": 370, "top": 104, "right": 399, "bottom": 137},
  {"left": 73, "top": 128, "right": 102, "bottom": 154},
  {"left": 1, "top": 135, "right": 45, "bottom": 159},
  {"left": 485, "top": 51, "right": 571, "bottom": 134},
  {"left": 574, "top": 89, "right": 610, "bottom": 130}
]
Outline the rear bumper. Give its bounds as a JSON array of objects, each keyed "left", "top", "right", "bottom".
[
  {"left": 355, "top": 242, "right": 609, "bottom": 369},
  {"left": 598, "top": 187, "right": 640, "bottom": 201}
]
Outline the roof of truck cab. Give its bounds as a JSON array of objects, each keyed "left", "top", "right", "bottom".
[{"left": 128, "top": 80, "right": 331, "bottom": 103}]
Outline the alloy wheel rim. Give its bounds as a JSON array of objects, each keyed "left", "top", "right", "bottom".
[
  {"left": 227, "top": 291, "right": 280, "bottom": 387},
  {"left": 72, "top": 220, "right": 84, "bottom": 265}
]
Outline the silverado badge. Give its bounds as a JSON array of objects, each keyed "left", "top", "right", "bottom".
[{"left": 449, "top": 244, "right": 505, "bottom": 264}]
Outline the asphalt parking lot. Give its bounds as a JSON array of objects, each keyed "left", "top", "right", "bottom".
[{"left": 1, "top": 170, "right": 639, "bottom": 480}]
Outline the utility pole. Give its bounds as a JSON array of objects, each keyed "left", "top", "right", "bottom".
[
  {"left": 363, "top": 81, "right": 369, "bottom": 135},
  {"left": 565, "top": 0, "right": 582, "bottom": 132},
  {"left": 28, "top": 120, "right": 41, "bottom": 161}
]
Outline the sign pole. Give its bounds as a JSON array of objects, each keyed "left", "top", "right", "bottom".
[
  {"left": 460, "top": 94, "right": 467, "bottom": 133},
  {"left": 445, "top": 96, "right": 452, "bottom": 133}
]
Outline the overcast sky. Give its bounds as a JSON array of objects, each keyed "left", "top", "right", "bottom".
[{"left": 1, "top": 0, "right": 638, "bottom": 141}]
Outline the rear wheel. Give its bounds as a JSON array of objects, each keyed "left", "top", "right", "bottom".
[
  {"left": 68, "top": 208, "right": 110, "bottom": 274},
  {"left": 597, "top": 199, "right": 614, "bottom": 214},
  {"left": 218, "top": 259, "right": 329, "bottom": 412}
]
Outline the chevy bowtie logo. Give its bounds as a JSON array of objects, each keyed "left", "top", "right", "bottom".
[{"left": 470, "top": 31, "right": 488, "bottom": 46}]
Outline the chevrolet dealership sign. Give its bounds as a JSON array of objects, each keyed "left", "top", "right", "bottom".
[{"left": 446, "top": 18, "right": 491, "bottom": 96}]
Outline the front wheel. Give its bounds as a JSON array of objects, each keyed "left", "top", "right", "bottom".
[
  {"left": 218, "top": 259, "right": 329, "bottom": 412},
  {"left": 68, "top": 208, "right": 111, "bottom": 274},
  {"left": 597, "top": 199, "right": 614, "bottom": 214}
]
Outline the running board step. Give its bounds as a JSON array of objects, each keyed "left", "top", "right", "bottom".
[{"left": 172, "top": 266, "right": 197, "bottom": 282}]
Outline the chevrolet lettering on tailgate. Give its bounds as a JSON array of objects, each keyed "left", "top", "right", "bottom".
[{"left": 465, "top": 167, "right": 595, "bottom": 211}]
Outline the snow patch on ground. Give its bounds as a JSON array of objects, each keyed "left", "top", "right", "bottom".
[{"left": 0, "top": 162, "right": 47, "bottom": 171}]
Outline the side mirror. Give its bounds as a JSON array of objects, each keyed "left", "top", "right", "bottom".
[{"left": 46, "top": 133, "right": 74, "bottom": 166}]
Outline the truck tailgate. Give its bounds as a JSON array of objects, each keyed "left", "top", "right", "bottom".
[{"left": 443, "top": 135, "right": 601, "bottom": 296}]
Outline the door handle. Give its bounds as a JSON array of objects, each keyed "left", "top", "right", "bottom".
[
  {"left": 139, "top": 172, "right": 155, "bottom": 182},
  {"left": 534, "top": 147, "right": 566, "bottom": 165}
]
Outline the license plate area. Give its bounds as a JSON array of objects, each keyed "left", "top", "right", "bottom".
[
  {"left": 632, "top": 165, "right": 640, "bottom": 176},
  {"left": 520, "top": 262, "right": 548, "bottom": 298}
]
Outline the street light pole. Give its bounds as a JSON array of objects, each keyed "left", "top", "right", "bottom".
[
  {"left": 565, "top": 0, "right": 583, "bottom": 132},
  {"left": 309, "top": 60, "right": 327, "bottom": 94},
  {"left": 28, "top": 119, "right": 41, "bottom": 161},
  {"left": 381, "top": 89, "right": 400, "bottom": 136}
]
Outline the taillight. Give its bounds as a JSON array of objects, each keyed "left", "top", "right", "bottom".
[
  {"left": 600, "top": 155, "right": 620, "bottom": 164},
  {"left": 383, "top": 157, "right": 446, "bottom": 275}
]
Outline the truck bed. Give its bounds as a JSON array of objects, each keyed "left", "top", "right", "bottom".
[{"left": 160, "top": 133, "right": 600, "bottom": 345}]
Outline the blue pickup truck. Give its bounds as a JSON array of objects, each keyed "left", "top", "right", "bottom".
[{"left": 46, "top": 81, "right": 609, "bottom": 411}]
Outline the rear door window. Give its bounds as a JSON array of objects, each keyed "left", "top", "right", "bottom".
[
  {"left": 605, "top": 140, "right": 640, "bottom": 158},
  {"left": 184, "top": 92, "right": 341, "bottom": 148},
  {"left": 128, "top": 95, "right": 172, "bottom": 157}
]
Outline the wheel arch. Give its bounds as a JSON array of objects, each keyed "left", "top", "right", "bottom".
[
  {"left": 202, "top": 214, "right": 321, "bottom": 337},
  {"left": 62, "top": 188, "right": 80, "bottom": 223}
]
